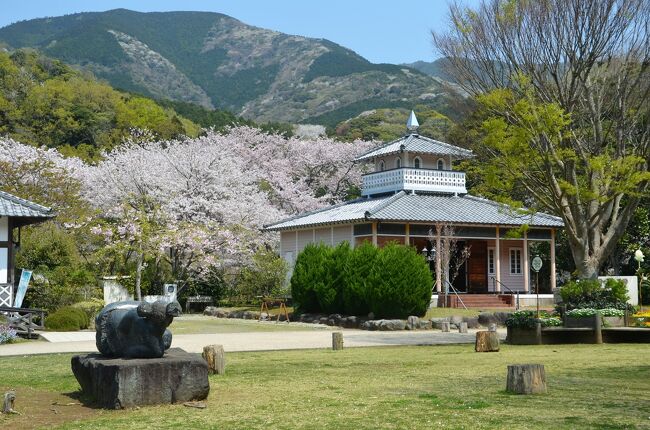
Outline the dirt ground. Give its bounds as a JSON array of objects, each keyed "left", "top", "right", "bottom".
[{"left": 0, "top": 386, "right": 99, "bottom": 429}]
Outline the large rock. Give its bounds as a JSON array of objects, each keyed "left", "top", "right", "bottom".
[
  {"left": 377, "top": 319, "right": 406, "bottom": 331},
  {"left": 463, "top": 316, "right": 480, "bottom": 329},
  {"left": 430, "top": 317, "right": 450, "bottom": 330},
  {"left": 406, "top": 316, "right": 420, "bottom": 330},
  {"left": 71, "top": 348, "right": 209, "bottom": 409},
  {"left": 478, "top": 312, "right": 499, "bottom": 327}
]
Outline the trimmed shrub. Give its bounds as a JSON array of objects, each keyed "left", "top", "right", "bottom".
[
  {"left": 366, "top": 243, "right": 432, "bottom": 319},
  {"left": 291, "top": 243, "right": 331, "bottom": 314},
  {"left": 559, "top": 278, "right": 629, "bottom": 311},
  {"left": 72, "top": 298, "right": 105, "bottom": 327},
  {"left": 505, "top": 310, "right": 562, "bottom": 328},
  {"left": 315, "top": 242, "right": 351, "bottom": 314},
  {"left": 45, "top": 306, "right": 90, "bottom": 331},
  {"left": 343, "top": 242, "right": 379, "bottom": 316}
]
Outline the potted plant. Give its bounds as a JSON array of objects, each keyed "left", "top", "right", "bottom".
[
  {"left": 505, "top": 311, "right": 562, "bottom": 344},
  {"left": 564, "top": 308, "right": 625, "bottom": 327}
]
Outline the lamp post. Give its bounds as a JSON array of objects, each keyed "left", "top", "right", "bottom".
[
  {"left": 635, "top": 249, "right": 645, "bottom": 311},
  {"left": 422, "top": 244, "right": 438, "bottom": 305}
]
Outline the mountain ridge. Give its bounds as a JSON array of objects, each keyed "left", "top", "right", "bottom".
[{"left": 0, "top": 9, "right": 454, "bottom": 124}]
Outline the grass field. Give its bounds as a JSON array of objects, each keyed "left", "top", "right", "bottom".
[{"left": 1, "top": 343, "right": 649, "bottom": 429}]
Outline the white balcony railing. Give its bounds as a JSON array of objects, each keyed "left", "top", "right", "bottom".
[{"left": 361, "top": 168, "right": 467, "bottom": 196}]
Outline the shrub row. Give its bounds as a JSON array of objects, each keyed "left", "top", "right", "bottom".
[
  {"left": 45, "top": 306, "right": 90, "bottom": 331},
  {"left": 290, "top": 242, "right": 432, "bottom": 319}
]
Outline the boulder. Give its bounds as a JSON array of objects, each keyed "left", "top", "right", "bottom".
[
  {"left": 406, "top": 316, "right": 420, "bottom": 330},
  {"left": 478, "top": 312, "right": 499, "bottom": 327},
  {"left": 430, "top": 317, "right": 450, "bottom": 330},
  {"left": 259, "top": 312, "right": 269, "bottom": 321},
  {"left": 450, "top": 315, "right": 464, "bottom": 327},
  {"left": 71, "top": 348, "right": 209, "bottom": 409},
  {"left": 377, "top": 319, "right": 406, "bottom": 331},
  {"left": 463, "top": 316, "right": 480, "bottom": 329},
  {"left": 203, "top": 306, "right": 219, "bottom": 317},
  {"left": 342, "top": 316, "right": 359, "bottom": 328},
  {"left": 418, "top": 320, "right": 432, "bottom": 330},
  {"left": 494, "top": 312, "right": 512, "bottom": 325}
]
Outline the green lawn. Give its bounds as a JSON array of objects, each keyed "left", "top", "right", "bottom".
[
  {"left": 1, "top": 343, "right": 649, "bottom": 429},
  {"left": 169, "top": 315, "right": 326, "bottom": 334}
]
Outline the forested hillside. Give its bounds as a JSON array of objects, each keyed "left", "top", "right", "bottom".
[{"left": 0, "top": 9, "right": 453, "bottom": 124}]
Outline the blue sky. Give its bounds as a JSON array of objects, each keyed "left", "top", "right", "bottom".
[{"left": 0, "top": 0, "right": 481, "bottom": 64}]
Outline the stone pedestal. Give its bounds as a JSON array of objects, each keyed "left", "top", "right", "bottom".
[{"left": 71, "top": 348, "right": 209, "bottom": 409}]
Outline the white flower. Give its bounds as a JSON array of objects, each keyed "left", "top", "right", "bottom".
[{"left": 635, "top": 249, "right": 645, "bottom": 263}]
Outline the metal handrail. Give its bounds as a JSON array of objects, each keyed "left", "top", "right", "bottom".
[
  {"left": 490, "top": 276, "right": 520, "bottom": 310},
  {"left": 444, "top": 280, "right": 468, "bottom": 310}
]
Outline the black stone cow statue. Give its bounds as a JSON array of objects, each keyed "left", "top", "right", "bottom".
[{"left": 95, "top": 300, "right": 182, "bottom": 358}]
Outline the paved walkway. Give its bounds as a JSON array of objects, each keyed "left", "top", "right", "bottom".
[{"left": 0, "top": 328, "right": 507, "bottom": 357}]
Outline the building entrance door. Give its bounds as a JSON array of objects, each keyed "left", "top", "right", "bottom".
[{"left": 466, "top": 240, "right": 488, "bottom": 293}]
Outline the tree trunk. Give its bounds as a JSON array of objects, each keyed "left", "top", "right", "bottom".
[
  {"left": 332, "top": 332, "right": 344, "bottom": 350},
  {"left": 135, "top": 248, "right": 143, "bottom": 301},
  {"left": 475, "top": 331, "right": 500, "bottom": 352},
  {"left": 506, "top": 364, "right": 547, "bottom": 394},
  {"left": 202, "top": 344, "right": 226, "bottom": 375}
]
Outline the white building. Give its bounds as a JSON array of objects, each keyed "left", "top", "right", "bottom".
[{"left": 265, "top": 112, "right": 564, "bottom": 307}]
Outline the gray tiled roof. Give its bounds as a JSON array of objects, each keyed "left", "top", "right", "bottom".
[
  {"left": 264, "top": 193, "right": 405, "bottom": 231},
  {"left": 354, "top": 134, "right": 474, "bottom": 162},
  {"left": 264, "top": 192, "right": 563, "bottom": 231},
  {"left": 0, "top": 190, "right": 54, "bottom": 218}
]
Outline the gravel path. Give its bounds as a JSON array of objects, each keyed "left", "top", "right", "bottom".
[{"left": 0, "top": 328, "right": 506, "bottom": 356}]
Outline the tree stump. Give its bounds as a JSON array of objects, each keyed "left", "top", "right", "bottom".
[
  {"left": 593, "top": 313, "right": 603, "bottom": 344},
  {"left": 475, "top": 331, "right": 500, "bottom": 352},
  {"left": 202, "top": 344, "right": 226, "bottom": 375},
  {"left": 2, "top": 391, "right": 18, "bottom": 414},
  {"left": 441, "top": 321, "right": 450, "bottom": 332},
  {"left": 506, "top": 364, "right": 547, "bottom": 394},
  {"left": 332, "top": 332, "right": 344, "bottom": 350},
  {"left": 459, "top": 322, "right": 468, "bottom": 333}
]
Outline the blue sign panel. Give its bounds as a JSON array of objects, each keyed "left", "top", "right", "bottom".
[{"left": 13, "top": 269, "right": 32, "bottom": 308}]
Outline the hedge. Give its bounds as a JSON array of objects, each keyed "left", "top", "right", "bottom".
[
  {"left": 45, "top": 306, "right": 90, "bottom": 331},
  {"left": 291, "top": 241, "right": 432, "bottom": 318}
]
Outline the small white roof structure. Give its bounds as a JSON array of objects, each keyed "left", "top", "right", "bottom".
[
  {"left": 406, "top": 110, "right": 419, "bottom": 131},
  {"left": 354, "top": 134, "right": 474, "bottom": 162}
]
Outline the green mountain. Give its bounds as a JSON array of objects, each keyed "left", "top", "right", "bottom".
[
  {"left": 0, "top": 9, "right": 452, "bottom": 124},
  {"left": 402, "top": 59, "right": 458, "bottom": 82}
]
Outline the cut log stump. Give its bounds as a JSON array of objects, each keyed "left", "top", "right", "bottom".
[
  {"left": 2, "top": 391, "right": 18, "bottom": 414},
  {"left": 202, "top": 344, "right": 226, "bottom": 375},
  {"left": 441, "top": 321, "right": 450, "bottom": 332},
  {"left": 332, "top": 332, "right": 343, "bottom": 350},
  {"left": 506, "top": 364, "right": 547, "bottom": 394},
  {"left": 459, "top": 322, "right": 468, "bottom": 333},
  {"left": 475, "top": 331, "right": 500, "bottom": 352}
]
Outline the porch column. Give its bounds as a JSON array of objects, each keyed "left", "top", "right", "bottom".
[
  {"left": 313, "top": 228, "right": 316, "bottom": 243},
  {"left": 372, "top": 222, "right": 378, "bottom": 246},
  {"left": 330, "top": 226, "right": 334, "bottom": 246},
  {"left": 550, "top": 229, "right": 557, "bottom": 290},
  {"left": 405, "top": 223, "right": 410, "bottom": 247},
  {"left": 523, "top": 230, "right": 529, "bottom": 293},
  {"left": 495, "top": 226, "right": 501, "bottom": 293},
  {"left": 435, "top": 225, "right": 442, "bottom": 293}
]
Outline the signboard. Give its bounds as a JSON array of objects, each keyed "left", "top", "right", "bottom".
[
  {"left": 13, "top": 269, "right": 32, "bottom": 308},
  {"left": 531, "top": 256, "right": 543, "bottom": 273}
]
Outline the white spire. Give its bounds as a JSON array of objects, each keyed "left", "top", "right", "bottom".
[{"left": 406, "top": 110, "right": 419, "bottom": 133}]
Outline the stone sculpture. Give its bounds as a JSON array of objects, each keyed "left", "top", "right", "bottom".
[{"left": 95, "top": 300, "right": 182, "bottom": 359}]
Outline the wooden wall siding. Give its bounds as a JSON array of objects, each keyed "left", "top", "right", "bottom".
[
  {"left": 314, "top": 228, "right": 330, "bottom": 245},
  {"left": 333, "top": 225, "right": 352, "bottom": 246},
  {"left": 297, "top": 230, "right": 313, "bottom": 253},
  {"left": 499, "top": 239, "right": 525, "bottom": 291}
]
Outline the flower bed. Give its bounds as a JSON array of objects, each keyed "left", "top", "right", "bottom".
[
  {"left": 564, "top": 308, "right": 625, "bottom": 328},
  {"left": 632, "top": 311, "right": 650, "bottom": 328},
  {"left": 0, "top": 325, "right": 17, "bottom": 344}
]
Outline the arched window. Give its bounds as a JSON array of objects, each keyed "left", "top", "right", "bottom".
[
  {"left": 437, "top": 158, "right": 445, "bottom": 170},
  {"left": 379, "top": 160, "right": 385, "bottom": 171},
  {"left": 414, "top": 157, "right": 422, "bottom": 169},
  {"left": 396, "top": 157, "right": 402, "bottom": 168}
]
